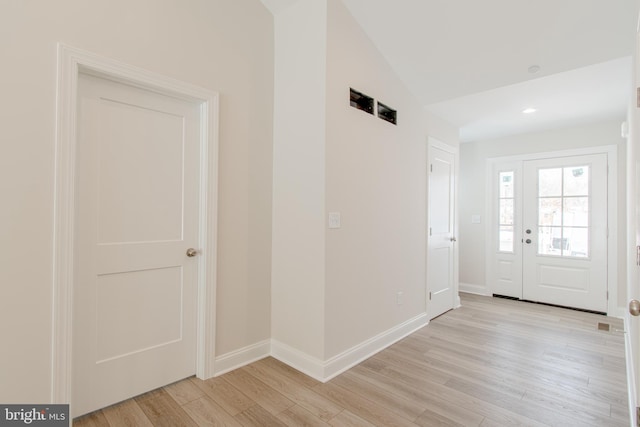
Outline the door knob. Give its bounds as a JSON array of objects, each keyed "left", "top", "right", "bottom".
[
  {"left": 525, "top": 239, "right": 532, "bottom": 244},
  {"left": 450, "top": 237, "right": 457, "bottom": 242},
  {"left": 186, "top": 248, "right": 199, "bottom": 257},
  {"left": 525, "top": 229, "right": 532, "bottom": 234},
  {"left": 630, "top": 300, "right": 640, "bottom": 316}
]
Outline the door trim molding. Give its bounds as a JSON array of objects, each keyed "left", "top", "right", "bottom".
[
  {"left": 52, "top": 44, "right": 219, "bottom": 404},
  {"left": 485, "top": 145, "right": 618, "bottom": 316}
]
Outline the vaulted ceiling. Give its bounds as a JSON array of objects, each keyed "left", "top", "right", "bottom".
[
  {"left": 262, "top": 0, "right": 639, "bottom": 142},
  {"left": 341, "top": 0, "right": 639, "bottom": 141}
]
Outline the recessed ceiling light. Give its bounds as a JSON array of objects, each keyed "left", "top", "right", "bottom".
[
  {"left": 522, "top": 108, "right": 537, "bottom": 114},
  {"left": 528, "top": 65, "right": 541, "bottom": 74}
]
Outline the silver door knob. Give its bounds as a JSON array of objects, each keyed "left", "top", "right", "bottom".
[
  {"left": 186, "top": 248, "right": 199, "bottom": 257},
  {"left": 630, "top": 300, "right": 640, "bottom": 316}
]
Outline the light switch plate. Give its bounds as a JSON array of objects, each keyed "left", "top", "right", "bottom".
[{"left": 328, "top": 212, "right": 341, "bottom": 229}]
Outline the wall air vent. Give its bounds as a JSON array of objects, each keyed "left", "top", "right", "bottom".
[
  {"left": 377, "top": 101, "right": 397, "bottom": 125},
  {"left": 350, "top": 88, "right": 374, "bottom": 115}
]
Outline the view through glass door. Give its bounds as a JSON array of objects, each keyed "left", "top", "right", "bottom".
[{"left": 490, "top": 153, "right": 608, "bottom": 313}]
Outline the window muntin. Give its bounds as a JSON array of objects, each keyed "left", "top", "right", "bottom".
[{"left": 537, "top": 166, "right": 589, "bottom": 258}]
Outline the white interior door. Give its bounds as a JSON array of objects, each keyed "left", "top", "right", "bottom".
[
  {"left": 73, "top": 73, "right": 201, "bottom": 416},
  {"left": 522, "top": 155, "right": 607, "bottom": 312},
  {"left": 428, "top": 144, "right": 456, "bottom": 319}
]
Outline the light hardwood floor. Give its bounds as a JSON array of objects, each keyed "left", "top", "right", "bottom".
[{"left": 74, "top": 293, "right": 629, "bottom": 426}]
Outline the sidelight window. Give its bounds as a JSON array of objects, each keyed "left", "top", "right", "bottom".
[{"left": 498, "top": 171, "right": 515, "bottom": 252}]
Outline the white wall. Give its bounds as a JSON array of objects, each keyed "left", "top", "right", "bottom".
[
  {"left": 271, "top": 0, "right": 327, "bottom": 361},
  {"left": 459, "top": 120, "right": 627, "bottom": 308},
  {"left": 269, "top": 0, "right": 458, "bottom": 376},
  {"left": 325, "top": 0, "right": 435, "bottom": 359},
  {"left": 0, "top": 0, "right": 274, "bottom": 403}
]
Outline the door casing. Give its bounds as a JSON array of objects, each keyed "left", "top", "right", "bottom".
[
  {"left": 52, "top": 44, "right": 219, "bottom": 404},
  {"left": 485, "top": 145, "right": 619, "bottom": 316}
]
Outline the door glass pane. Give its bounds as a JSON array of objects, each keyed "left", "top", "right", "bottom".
[
  {"left": 539, "top": 168, "right": 562, "bottom": 197},
  {"left": 500, "top": 171, "right": 514, "bottom": 198},
  {"left": 498, "top": 170, "right": 515, "bottom": 253},
  {"left": 538, "top": 198, "right": 561, "bottom": 226},
  {"left": 500, "top": 199, "right": 514, "bottom": 225},
  {"left": 499, "top": 226, "right": 514, "bottom": 252},
  {"left": 563, "top": 197, "right": 589, "bottom": 227},
  {"left": 538, "top": 226, "right": 558, "bottom": 256},
  {"left": 537, "top": 166, "right": 590, "bottom": 258},
  {"left": 563, "top": 227, "right": 588, "bottom": 258},
  {"left": 564, "top": 166, "right": 589, "bottom": 196}
]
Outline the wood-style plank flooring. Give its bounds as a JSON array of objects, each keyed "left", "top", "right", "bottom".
[{"left": 74, "top": 293, "right": 629, "bottom": 426}]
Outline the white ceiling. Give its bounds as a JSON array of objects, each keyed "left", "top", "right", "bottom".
[
  {"left": 340, "top": 0, "right": 639, "bottom": 142},
  {"left": 428, "top": 57, "right": 631, "bottom": 142}
]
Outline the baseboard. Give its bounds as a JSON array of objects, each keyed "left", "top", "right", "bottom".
[
  {"left": 272, "top": 313, "right": 429, "bottom": 382},
  {"left": 321, "top": 313, "right": 429, "bottom": 381},
  {"left": 213, "top": 339, "right": 271, "bottom": 376},
  {"left": 459, "top": 282, "right": 490, "bottom": 296},
  {"left": 624, "top": 315, "right": 637, "bottom": 427},
  {"left": 270, "top": 340, "right": 326, "bottom": 382}
]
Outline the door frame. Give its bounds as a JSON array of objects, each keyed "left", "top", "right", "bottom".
[
  {"left": 485, "top": 145, "right": 618, "bottom": 316},
  {"left": 427, "top": 137, "right": 460, "bottom": 317},
  {"left": 51, "top": 44, "right": 219, "bottom": 404}
]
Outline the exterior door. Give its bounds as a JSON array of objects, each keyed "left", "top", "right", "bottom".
[
  {"left": 73, "top": 73, "right": 201, "bottom": 416},
  {"left": 522, "top": 155, "right": 607, "bottom": 312},
  {"left": 428, "top": 144, "right": 457, "bottom": 319},
  {"left": 490, "top": 153, "right": 608, "bottom": 313}
]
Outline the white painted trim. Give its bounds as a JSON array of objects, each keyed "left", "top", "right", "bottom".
[
  {"left": 214, "top": 340, "right": 271, "bottom": 377},
  {"left": 51, "top": 44, "right": 219, "bottom": 405},
  {"left": 606, "top": 146, "right": 620, "bottom": 317},
  {"left": 485, "top": 145, "right": 618, "bottom": 316},
  {"left": 611, "top": 306, "right": 627, "bottom": 319},
  {"left": 272, "top": 313, "right": 429, "bottom": 382},
  {"left": 428, "top": 137, "right": 458, "bottom": 154},
  {"left": 486, "top": 144, "right": 617, "bottom": 163},
  {"left": 270, "top": 340, "right": 327, "bottom": 382},
  {"left": 625, "top": 315, "right": 638, "bottom": 427},
  {"left": 459, "top": 282, "right": 490, "bottom": 296},
  {"left": 321, "top": 313, "right": 429, "bottom": 381}
]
